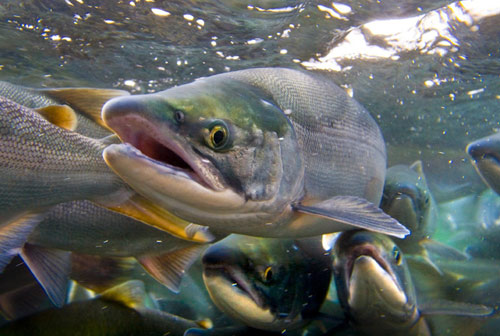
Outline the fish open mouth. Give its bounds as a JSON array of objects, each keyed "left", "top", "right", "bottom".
[
  {"left": 346, "top": 243, "right": 396, "bottom": 287},
  {"left": 104, "top": 112, "right": 221, "bottom": 191},
  {"left": 204, "top": 264, "right": 265, "bottom": 308}
]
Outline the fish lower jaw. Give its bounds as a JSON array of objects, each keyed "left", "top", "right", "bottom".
[{"left": 202, "top": 272, "right": 276, "bottom": 329}]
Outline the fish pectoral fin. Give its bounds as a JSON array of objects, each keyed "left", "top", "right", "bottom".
[
  {"left": 99, "top": 280, "right": 147, "bottom": 309},
  {"left": 35, "top": 105, "right": 78, "bottom": 131},
  {"left": 419, "top": 300, "right": 494, "bottom": 317},
  {"left": 104, "top": 194, "right": 216, "bottom": 243},
  {"left": 70, "top": 253, "right": 136, "bottom": 293},
  {"left": 292, "top": 196, "right": 410, "bottom": 238},
  {"left": 137, "top": 244, "right": 207, "bottom": 293},
  {"left": 421, "top": 238, "right": 469, "bottom": 261},
  {"left": 0, "top": 282, "right": 49, "bottom": 320},
  {"left": 38, "top": 87, "right": 130, "bottom": 130},
  {"left": 19, "top": 243, "right": 71, "bottom": 308},
  {"left": 0, "top": 213, "right": 43, "bottom": 272}
]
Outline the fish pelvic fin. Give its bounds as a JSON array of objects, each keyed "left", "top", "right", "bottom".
[
  {"left": 293, "top": 196, "right": 410, "bottom": 238},
  {"left": 35, "top": 105, "right": 78, "bottom": 131},
  {"left": 20, "top": 244, "right": 70, "bottom": 308},
  {"left": 104, "top": 194, "right": 215, "bottom": 243},
  {"left": 137, "top": 244, "right": 207, "bottom": 293},
  {"left": 99, "top": 279, "right": 147, "bottom": 309},
  {"left": 0, "top": 213, "right": 43, "bottom": 272},
  {"left": 39, "top": 87, "right": 130, "bottom": 130}
]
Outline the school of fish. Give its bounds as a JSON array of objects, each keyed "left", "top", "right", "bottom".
[{"left": 0, "top": 67, "right": 499, "bottom": 335}]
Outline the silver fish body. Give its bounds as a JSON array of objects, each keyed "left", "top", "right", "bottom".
[
  {"left": 102, "top": 68, "right": 408, "bottom": 238},
  {"left": 0, "top": 80, "right": 117, "bottom": 138},
  {"left": 0, "top": 96, "right": 129, "bottom": 224}
]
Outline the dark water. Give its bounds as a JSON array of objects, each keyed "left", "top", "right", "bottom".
[{"left": 1, "top": 0, "right": 500, "bottom": 335}]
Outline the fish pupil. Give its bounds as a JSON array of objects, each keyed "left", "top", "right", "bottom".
[{"left": 213, "top": 129, "right": 225, "bottom": 146}]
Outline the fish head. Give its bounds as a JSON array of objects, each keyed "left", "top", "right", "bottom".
[
  {"left": 333, "top": 230, "right": 418, "bottom": 331},
  {"left": 467, "top": 133, "right": 500, "bottom": 195},
  {"left": 201, "top": 235, "right": 331, "bottom": 331},
  {"left": 102, "top": 76, "right": 304, "bottom": 232},
  {"left": 380, "top": 162, "right": 436, "bottom": 242}
]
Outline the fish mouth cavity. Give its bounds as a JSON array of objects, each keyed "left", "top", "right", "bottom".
[
  {"left": 106, "top": 113, "right": 219, "bottom": 190},
  {"left": 345, "top": 244, "right": 396, "bottom": 287},
  {"left": 204, "top": 264, "right": 265, "bottom": 309}
]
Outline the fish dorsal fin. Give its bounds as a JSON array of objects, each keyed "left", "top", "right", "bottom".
[
  {"left": 20, "top": 243, "right": 71, "bottom": 308},
  {"left": 104, "top": 194, "right": 215, "bottom": 243},
  {"left": 293, "top": 196, "right": 410, "bottom": 238},
  {"left": 39, "top": 88, "right": 130, "bottom": 129},
  {"left": 409, "top": 160, "right": 429, "bottom": 185},
  {"left": 137, "top": 244, "right": 206, "bottom": 293},
  {"left": 35, "top": 105, "right": 77, "bottom": 131},
  {"left": 100, "top": 280, "right": 146, "bottom": 309},
  {"left": 420, "top": 300, "right": 493, "bottom": 317},
  {"left": 0, "top": 213, "right": 43, "bottom": 272}
]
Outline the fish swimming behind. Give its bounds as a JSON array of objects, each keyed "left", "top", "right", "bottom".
[{"left": 101, "top": 67, "right": 409, "bottom": 239}]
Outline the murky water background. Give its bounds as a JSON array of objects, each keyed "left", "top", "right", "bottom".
[{"left": 1, "top": 0, "right": 500, "bottom": 334}]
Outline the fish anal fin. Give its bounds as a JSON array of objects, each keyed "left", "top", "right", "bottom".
[
  {"left": 35, "top": 105, "right": 77, "bottom": 131},
  {"left": 20, "top": 243, "right": 70, "bottom": 308},
  {"left": 420, "top": 300, "right": 493, "bottom": 317},
  {"left": 39, "top": 87, "right": 130, "bottom": 129},
  {"left": 100, "top": 280, "right": 146, "bottom": 309},
  {"left": 105, "top": 194, "right": 215, "bottom": 243},
  {"left": 138, "top": 244, "right": 206, "bottom": 293},
  {"left": 0, "top": 213, "right": 43, "bottom": 272},
  {"left": 293, "top": 196, "right": 410, "bottom": 238}
]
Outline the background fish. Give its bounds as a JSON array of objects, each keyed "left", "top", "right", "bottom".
[
  {"left": 332, "top": 230, "right": 492, "bottom": 336},
  {"left": 467, "top": 132, "right": 500, "bottom": 195},
  {"left": 0, "top": 80, "right": 128, "bottom": 138},
  {"left": 201, "top": 235, "right": 332, "bottom": 332},
  {"left": 101, "top": 67, "right": 409, "bottom": 239},
  {"left": 0, "top": 280, "right": 211, "bottom": 336}
]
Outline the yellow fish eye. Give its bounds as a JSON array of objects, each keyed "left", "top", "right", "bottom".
[
  {"left": 392, "top": 246, "right": 402, "bottom": 265},
  {"left": 205, "top": 121, "right": 230, "bottom": 150},
  {"left": 263, "top": 266, "right": 273, "bottom": 282}
]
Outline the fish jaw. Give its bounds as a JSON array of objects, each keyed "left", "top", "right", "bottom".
[
  {"left": 467, "top": 134, "right": 500, "bottom": 195},
  {"left": 103, "top": 143, "right": 250, "bottom": 219},
  {"left": 102, "top": 97, "right": 227, "bottom": 192},
  {"left": 202, "top": 245, "right": 276, "bottom": 330},
  {"left": 101, "top": 87, "right": 303, "bottom": 233}
]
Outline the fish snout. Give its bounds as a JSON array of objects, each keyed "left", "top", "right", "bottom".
[{"left": 202, "top": 244, "right": 237, "bottom": 267}]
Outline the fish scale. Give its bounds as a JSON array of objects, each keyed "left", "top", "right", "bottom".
[
  {"left": 0, "top": 96, "right": 126, "bottom": 223},
  {"left": 226, "top": 68, "right": 386, "bottom": 204},
  {"left": 0, "top": 81, "right": 112, "bottom": 138}
]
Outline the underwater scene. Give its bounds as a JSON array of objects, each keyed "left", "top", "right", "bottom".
[{"left": 0, "top": 0, "right": 500, "bottom": 335}]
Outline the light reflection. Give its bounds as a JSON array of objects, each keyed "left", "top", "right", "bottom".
[{"left": 303, "top": 0, "right": 500, "bottom": 72}]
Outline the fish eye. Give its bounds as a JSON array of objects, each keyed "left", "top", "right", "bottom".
[
  {"left": 174, "top": 110, "right": 185, "bottom": 123},
  {"left": 205, "top": 121, "right": 231, "bottom": 150},
  {"left": 263, "top": 266, "right": 273, "bottom": 282},
  {"left": 392, "top": 246, "right": 402, "bottom": 265}
]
